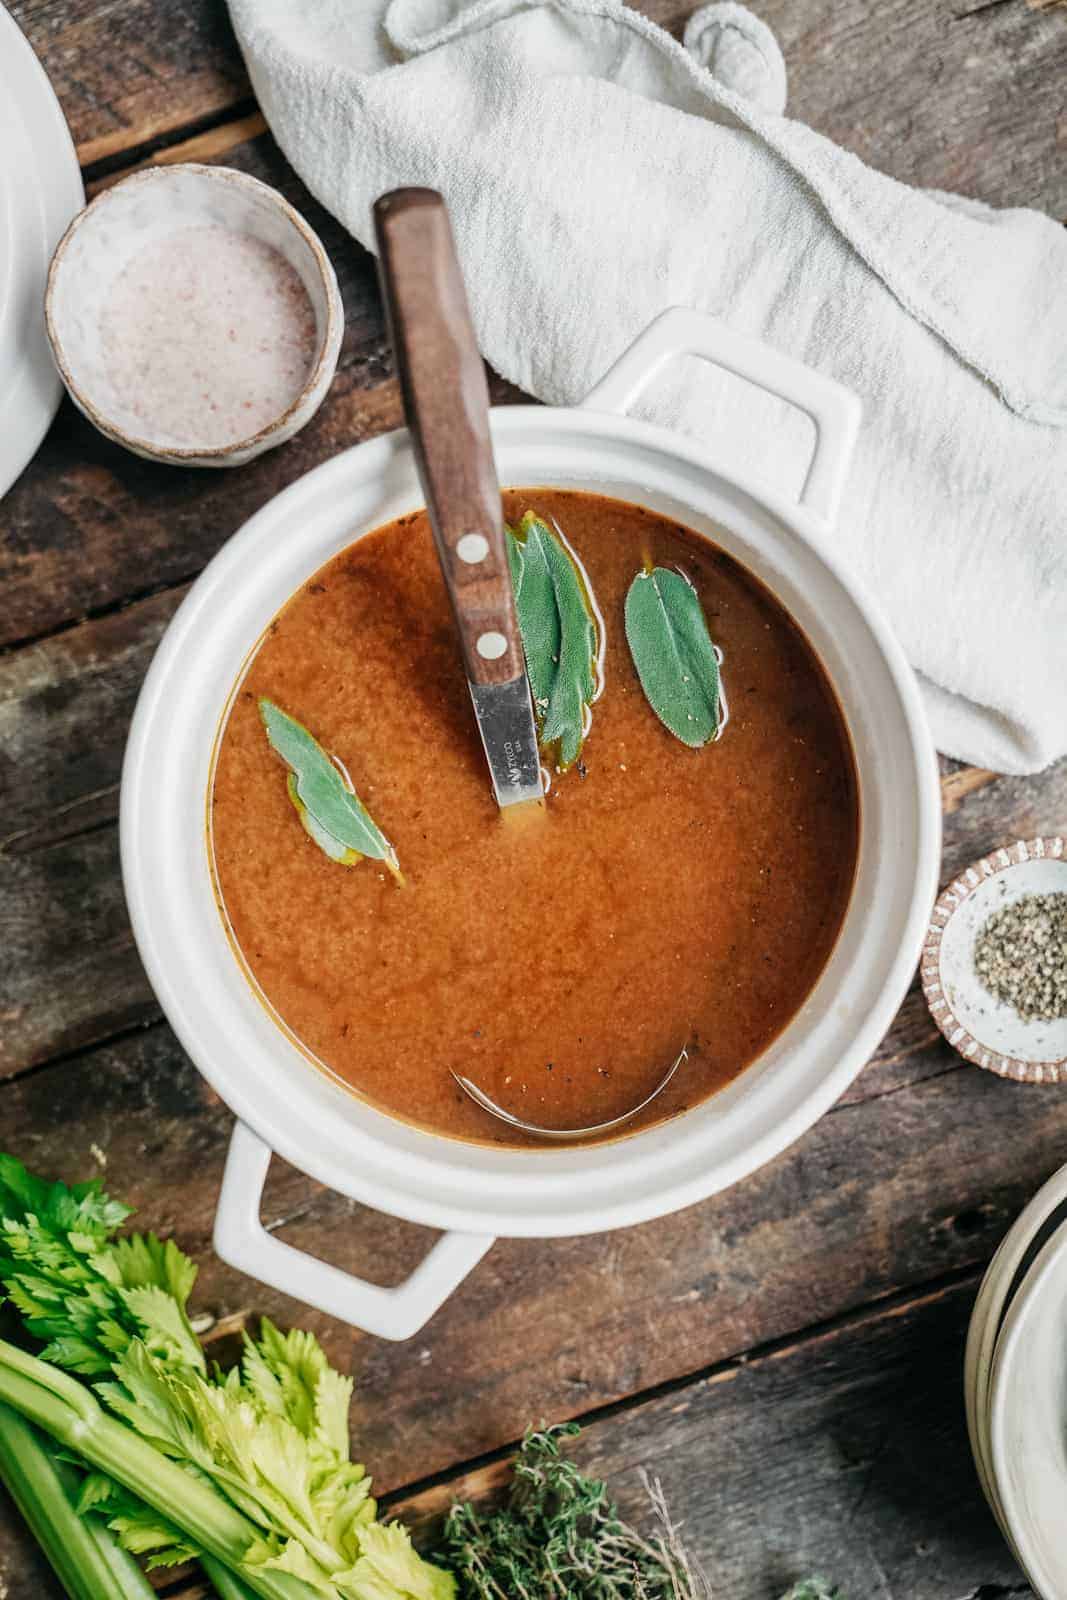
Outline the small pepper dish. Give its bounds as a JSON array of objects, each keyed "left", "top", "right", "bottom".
[
  {"left": 922, "top": 837, "right": 1067, "bottom": 1084},
  {"left": 45, "top": 164, "right": 344, "bottom": 468}
]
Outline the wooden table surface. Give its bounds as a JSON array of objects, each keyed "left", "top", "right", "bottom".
[{"left": 2, "top": 0, "right": 1066, "bottom": 1594}]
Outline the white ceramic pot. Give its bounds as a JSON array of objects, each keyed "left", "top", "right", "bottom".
[{"left": 121, "top": 309, "right": 941, "bottom": 1340}]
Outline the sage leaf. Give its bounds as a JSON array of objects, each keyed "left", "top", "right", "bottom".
[
  {"left": 505, "top": 524, "right": 525, "bottom": 595},
  {"left": 285, "top": 774, "right": 361, "bottom": 866},
  {"left": 624, "top": 567, "right": 721, "bottom": 748},
  {"left": 506, "top": 512, "right": 600, "bottom": 768},
  {"left": 258, "top": 698, "right": 399, "bottom": 874}
]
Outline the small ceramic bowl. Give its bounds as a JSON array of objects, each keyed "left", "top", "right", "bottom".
[
  {"left": 45, "top": 164, "right": 343, "bottom": 467},
  {"left": 922, "top": 837, "right": 1067, "bottom": 1084}
]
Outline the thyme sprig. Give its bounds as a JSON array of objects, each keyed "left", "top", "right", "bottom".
[{"left": 443, "top": 1424, "right": 709, "bottom": 1599}]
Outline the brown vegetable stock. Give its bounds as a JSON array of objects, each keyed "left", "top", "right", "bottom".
[{"left": 211, "top": 490, "right": 859, "bottom": 1148}]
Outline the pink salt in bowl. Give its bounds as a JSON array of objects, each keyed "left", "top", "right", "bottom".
[{"left": 45, "top": 164, "right": 343, "bottom": 467}]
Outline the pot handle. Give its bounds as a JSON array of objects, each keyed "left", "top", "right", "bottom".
[
  {"left": 580, "top": 307, "right": 861, "bottom": 529},
  {"left": 213, "top": 1122, "right": 495, "bottom": 1341}
]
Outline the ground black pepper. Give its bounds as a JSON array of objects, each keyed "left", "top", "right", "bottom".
[{"left": 973, "top": 892, "right": 1067, "bottom": 1022}]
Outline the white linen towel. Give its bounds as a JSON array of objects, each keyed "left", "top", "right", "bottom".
[{"left": 228, "top": 0, "right": 1067, "bottom": 774}]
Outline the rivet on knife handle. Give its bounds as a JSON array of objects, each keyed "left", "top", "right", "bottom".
[{"left": 372, "top": 187, "right": 524, "bottom": 689}]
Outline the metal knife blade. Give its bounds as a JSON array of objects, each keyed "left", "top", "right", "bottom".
[{"left": 469, "top": 674, "right": 543, "bottom": 808}]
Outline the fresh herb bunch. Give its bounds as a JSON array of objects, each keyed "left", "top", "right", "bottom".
[
  {"left": 442, "top": 1424, "right": 710, "bottom": 1599},
  {"left": 0, "top": 1154, "right": 204, "bottom": 1378},
  {"left": 0, "top": 1153, "right": 453, "bottom": 1600}
]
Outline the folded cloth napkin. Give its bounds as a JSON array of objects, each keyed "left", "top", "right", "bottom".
[{"left": 229, "top": 0, "right": 1067, "bottom": 774}]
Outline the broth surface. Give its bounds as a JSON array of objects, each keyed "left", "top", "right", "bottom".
[{"left": 211, "top": 490, "right": 858, "bottom": 1147}]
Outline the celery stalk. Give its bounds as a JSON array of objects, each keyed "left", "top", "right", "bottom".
[
  {"left": 202, "top": 1554, "right": 264, "bottom": 1600},
  {"left": 0, "top": 1344, "right": 304, "bottom": 1600},
  {"left": 0, "top": 1402, "right": 154, "bottom": 1600}
]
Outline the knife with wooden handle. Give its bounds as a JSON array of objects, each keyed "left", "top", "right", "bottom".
[{"left": 373, "top": 187, "right": 542, "bottom": 809}]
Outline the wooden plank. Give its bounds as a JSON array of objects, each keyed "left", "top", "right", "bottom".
[
  {"left": 11, "top": 0, "right": 249, "bottom": 166},
  {"left": 645, "top": 0, "right": 1067, "bottom": 214},
  {"left": 941, "top": 764, "right": 998, "bottom": 815},
  {"left": 0, "top": 1514, "right": 63, "bottom": 1600},
  {"left": 0, "top": 826, "right": 158, "bottom": 1075},
  {"left": 1, "top": 1012, "right": 1066, "bottom": 1497},
  {"left": 87, "top": 114, "right": 270, "bottom": 195},
  {"left": 0, "top": 587, "right": 185, "bottom": 846}
]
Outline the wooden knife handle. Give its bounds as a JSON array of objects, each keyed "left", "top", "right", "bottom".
[{"left": 373, "top": 188, "right": 524, "bottom": 687}]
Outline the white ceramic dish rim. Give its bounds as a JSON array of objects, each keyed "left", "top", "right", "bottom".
[
  {"left": 120, "top": 309, "right": 941, "bottom": 1334},
  {"left": 988, "top": 1209, "right": 1067, "bottom": 1598},
  {"left": 964, "top": 1241, "right": 1016, "bottom": 1554},
  {"left": 964, "top": 1162, "right": 1067, "bottom": 1555},
  {"left": 922, "top": 839, "right": 1067, "bottom": 1083},
  {"left": 966, "top": 1229, "right": 1028, "bottom": 1541},
  {"left": 0, "top": 7, "right": 83, "bottom": 500},
  {"left": 44, "top": 163, "right": 343, "bottom": 463}
]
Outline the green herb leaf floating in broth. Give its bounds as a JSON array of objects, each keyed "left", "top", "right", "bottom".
[
  {"left": 505, "top": 512, "right": 602, "bottom": 769},
  {"left": 258, "top": 698, "right": 400, "bottom": 875},
  {"left": 625, "top": 567, "right": 723, "bottom": 748},
  {"left": 284, "top": 773, "right": 361, "bottom": 867},
  {"left": 506, "top": 514, "right": 561, "bottom": 713}
]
